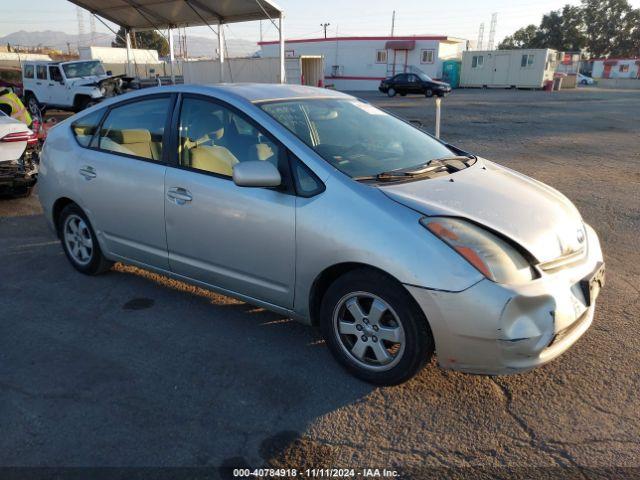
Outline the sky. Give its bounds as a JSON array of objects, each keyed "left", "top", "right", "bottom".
[{"left": 2, "top": 0, "right": 640, "bottom": 46}]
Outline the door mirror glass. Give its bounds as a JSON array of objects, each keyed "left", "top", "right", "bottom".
[{"left": 232, "top": 160, "right": 281, "bottom": 188}]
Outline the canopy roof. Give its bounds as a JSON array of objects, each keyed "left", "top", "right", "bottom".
[{"left": 68, "top": 0, "right": 283, "bottom": 30}]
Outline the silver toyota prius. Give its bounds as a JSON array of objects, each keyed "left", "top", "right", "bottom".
[{"left": 38, "top": 84, "right": 605, "bottom": 385}]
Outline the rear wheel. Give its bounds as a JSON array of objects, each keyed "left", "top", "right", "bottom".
[
  {"left": 425, "top": 88, "right": 434, "bottom": 98},
  {"left": 58, "top": 203, "right": 112, "bottom": 275},
  {"left": 320, "top": 269, "right": 434, "bottom": 385},
  {"left": 25, "top": 93, "right": 41, "bottom": 116},
  {"left": 387, "top": 88, "right": 396, "bottom": 97}
]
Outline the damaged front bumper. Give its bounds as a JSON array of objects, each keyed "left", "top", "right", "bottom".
[{"left": 406, "top": 224, "right": 604, "bottom": 375}]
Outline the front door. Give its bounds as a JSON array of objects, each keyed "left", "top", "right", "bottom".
[
  {"left": 493, "top": 54, "right": 511, "bottom": 85},
  {"left": 164, "top": 95, "right": 296, "bottom": 308},
  {"left": 47, "top": 66, "right": 68, "bottom": 106},
  {"left": 75, "top": 94, "right": 174, "bottom": 269}
]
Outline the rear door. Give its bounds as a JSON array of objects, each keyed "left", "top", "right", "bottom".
[
  {"left": 163, "top": 94, "right": 296, "bottom": 308},
  {"left": 34, "top": 64, "right": 48, "bottom": 103},
  {"left": 73, "top": 94, "right": 175, "bottom": 269}
]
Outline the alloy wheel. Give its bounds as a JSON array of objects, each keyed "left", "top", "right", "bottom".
[
  {"left": 27, "top": 96, "right": 39, "bottom": 115},
  {"left": 63, "top": 214, "right": 94, "bottom": 266},
  {"left": 333, "top": 292, "right": 405, "bottom": 371}
]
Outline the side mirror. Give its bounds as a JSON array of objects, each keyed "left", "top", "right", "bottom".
[
  {"left": 232, "top": 161, "right": 281, "bottom": 188},
  {"left": 106, "top": 70, "right": 113, "bottom": 76}
]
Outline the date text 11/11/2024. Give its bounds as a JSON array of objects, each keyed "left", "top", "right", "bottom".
[{"left": 232, "top": 468, "right": 400, "bottom": 478}]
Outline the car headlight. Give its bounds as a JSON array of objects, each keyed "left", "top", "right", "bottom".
[{"left": 420, "top": 217, "right": 535, "bottom": 284}]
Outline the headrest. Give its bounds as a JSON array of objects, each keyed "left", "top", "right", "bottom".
[
  {"left": 74, "top": 126, "right": 94, "bottom": 136},
  {"left": 109, "top": 129, "right": 151, "bottom": 144}
]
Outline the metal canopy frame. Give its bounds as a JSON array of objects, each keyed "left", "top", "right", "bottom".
[{"left": 68, "top": 0, "right": 286, "bottom": 84}]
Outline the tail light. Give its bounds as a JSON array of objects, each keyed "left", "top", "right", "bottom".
[{"left": 0, "top": 131, "right": 33, "bottom": 143}]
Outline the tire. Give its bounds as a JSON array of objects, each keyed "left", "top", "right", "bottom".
[
  {"left": 320, "top": 269, "right": 434, "bottom": 385},
  {"left": 387, "top": 88, "right": 396, "bottom": 97},
  {"left": 25, "top": 93, "right": 41, "bottom": 116},
  {"left": 57, "top": 203, "right": 113, "bottom": 275},
  {"left": 399, "top": 92, "right": 407, "bottom": 96},
  {"left": 425, "top": 88, "right": 434, "bottom": 98},
  {"left": 75, "top": 96, "right": 97, "bottom": 112}
]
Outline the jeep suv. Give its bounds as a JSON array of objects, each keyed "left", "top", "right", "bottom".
[{"left": 22, "top": 60, "right": 122, "bottom": 114}]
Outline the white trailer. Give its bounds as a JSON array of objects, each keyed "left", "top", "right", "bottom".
[
  {"left": 183, "top": 55, "right": 324, "bottom": 86},
  {"left": 461, "top": 49, "right": 557, "bottom": 89}
]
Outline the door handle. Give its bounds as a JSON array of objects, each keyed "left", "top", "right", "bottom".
[
  {"left": 79, "top": 165, "right": 96, "bottom": 180},
  {"left": 167, "top": 187, "right": 193, "bottom": 205}
]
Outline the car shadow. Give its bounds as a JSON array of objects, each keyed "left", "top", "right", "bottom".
[{"left": 0, "top": 214, "right": 377, "bottom": 470}]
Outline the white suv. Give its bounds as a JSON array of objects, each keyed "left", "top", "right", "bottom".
[{"left": 22, "top": 60, "right": 121, "bottom": 114}]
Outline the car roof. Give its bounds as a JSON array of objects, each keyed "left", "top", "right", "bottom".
[
  {"left": 185, "top": 83, "right": 353, "bottom": 104},
  {"left": 74, "top": 83, "right": 358, "bottom": 121}
]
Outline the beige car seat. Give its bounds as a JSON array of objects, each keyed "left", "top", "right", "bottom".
[{"left": 107, "top": 129, "right": 161, "bottom": 160}]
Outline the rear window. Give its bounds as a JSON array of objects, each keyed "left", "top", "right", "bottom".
[
  {"left": 24, "top": 65, "right": 34, "bottom": 79},
  {"left": 71, "top": 109, "right": 105, "bottom": 147}
]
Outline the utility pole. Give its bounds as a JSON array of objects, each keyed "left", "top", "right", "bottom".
[
  {"left": 320, "top": 22, "right": 330, "bottom": 39},
  {"left": 476, "top": 22, "right": 485, "bottom": 50},
  {"left": 487, "top": 13, "right": 498, "bottom": 50},
  {"left": 390, "top": 10, "right": 396, "bottom": 37},
  {"left": 76, "top": 6, "right": 85, "bottom": 48}
]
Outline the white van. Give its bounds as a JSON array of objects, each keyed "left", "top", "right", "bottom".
[{"left": 22, "top": 60, "right": 122, "bottom": 114}]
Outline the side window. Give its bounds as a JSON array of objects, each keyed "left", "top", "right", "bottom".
[
  {"left": 24, "top": 65, "right": 34, "bottom": 79},
  {"left": 71, "top": 109, "right": 105, "bottom": 147},
  {"left": 472, "top": 55, "right": 484, "bottom": 68},
  {"left": 49, "top": 66, "right": 63, "bottom": 83},
  {"left": 521, "top": 54, "right": 534, "bottom": 68},
  {"left": 36, "top": 65, "right": 47, "bottom": 80},
  {"left": 98, "top": 96, "right": 172, "bottom": 161},
  {"left": 408, "top": 74, "right": 419, "bottom": 83},
  {"left": 292, "top": 157, "right": 324, "bottom": 197},
  {"left": 396, "top": 74, "right": 408, "bottom": 82},
  {"left": 421, "top": 49, "right": 434, "bottom": 64},
  {"left": 178, "top": 97, "right": 281, "bottom": 177}
]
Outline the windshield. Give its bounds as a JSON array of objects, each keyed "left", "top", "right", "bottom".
[
  {"left": 417, "top": 72, "right": 433, "bottom": 82},
  {"left": 260, "top": 98, "right": 454, "bottom": 179},
  {"left": 62, "top": 61, "right": 105, "bottom": 79}
]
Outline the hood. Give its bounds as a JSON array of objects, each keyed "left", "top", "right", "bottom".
[
  {"left": 379, "top": 159, "right": 585, "bottom": 264},
  {"left": 429, "top": 80, "right": 450, "bottom": 87},
  {"left": 68, "top": 75, "right": 110, "bottom": 87}
]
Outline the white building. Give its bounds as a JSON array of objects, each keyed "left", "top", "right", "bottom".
[
  {"left": 591, "top": 58, "right": 640, "bottom": 79},
  {"left": 79, "top": 46, "right": 161, "bottom": 64},
  {"left": 461, "top": 49, "right": 557, "bottom": 88},
  {"left": 259, "top": 35, "right": 467, "bottom": 90}
]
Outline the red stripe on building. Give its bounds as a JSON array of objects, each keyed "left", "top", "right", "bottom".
[
  {"left": 258, "top": 35, "right": 450, "bottom": 46},
  {"left": 325, "top": 76, "right": 386, "bottom": 81}
]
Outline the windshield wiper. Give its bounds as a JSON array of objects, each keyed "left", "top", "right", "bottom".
[{"left": 376, "top": 155, "right": 473, "bottom": 180}]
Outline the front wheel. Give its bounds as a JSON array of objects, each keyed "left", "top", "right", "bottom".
[
  {"left": 58, "top": 203, "right": 113, "bottom": 275},
  {"left": 387, "top": 88, "right": 396, "bottom": 97},
  {"left": 320, "top": 269, "right": 434, "bottom": 385}
]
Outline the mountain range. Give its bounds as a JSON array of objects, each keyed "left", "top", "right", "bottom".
[{"left": 0, "top": 30, "right": 259, "bottom": 58}]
